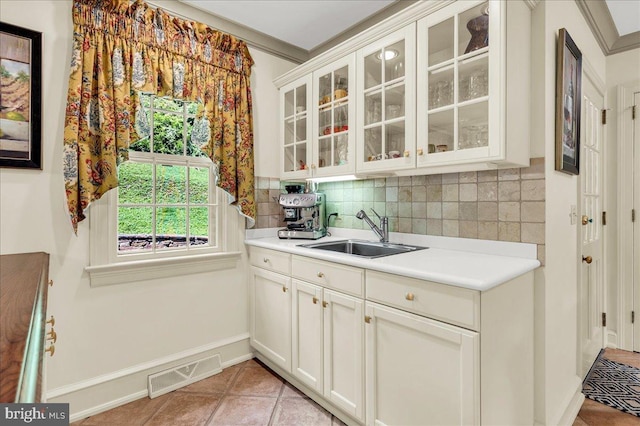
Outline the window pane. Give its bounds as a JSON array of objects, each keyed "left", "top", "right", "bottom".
[
  {"left": 153, "top": 96, "right": 183, "bottom": 112},
  {"left": 153, "top": 111, "right": 184, "bottom": 155},
  {"left": 118, "top": 162, "right": 153, "bottom": 204},
  {"left": 189, "top": 207, "right": 209, "bottom": 246},
  {"left": 189, "top": 167, "right": 209, "bottom": 204},
  {"left": 118, "top": 207, "right": 153, "bottom": 253},
  {"left": 157, "top": 207, "right": 186, "bottom": 238},
  {"left": 156, "top": 165, "right": 186, "bottom": 204}
]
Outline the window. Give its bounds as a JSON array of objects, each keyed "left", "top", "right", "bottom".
[
  {"left": 86, "top": 94, "right": 240, "bottom": 286},
  {"left": 117, "top": 94, "right": 219, "bottom": 257}
]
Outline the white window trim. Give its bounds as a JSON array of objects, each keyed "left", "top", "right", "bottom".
[{"left": 86, "top": 183, "right": 241, "bottom": 288}]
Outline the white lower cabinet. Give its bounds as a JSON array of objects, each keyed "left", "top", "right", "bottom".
[
  {"left": 364, "top": 301, "right": 479, "bottom": 426},
  {"left": 292, "top": 280, "right": 365, "bottom": 422},
  {"left": 249, "top": 266, "right": 292, "bottom": 373}
]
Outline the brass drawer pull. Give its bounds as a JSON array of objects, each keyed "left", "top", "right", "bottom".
[
  {"left": 263, "top": 258, "right": 269, "bottom": 263},
  {"left": 405, "top": 293, "right": 415, "bottom": 301},
  {"left": 322, "top": 301, "right": 329, "bottom": 308},
  {"left": 364, "top": 316, "right": 372, "bottom": 324},
  {"left": 312, "top": 297, "right": 319, "bottom": 304},
  {"left": 45, "top": 344, "right": 55, "bottom": 357},
  {"left": 46, "top": 316, "right": 55, "bottom": 327},
  {"left": 282, "top": 286, "right": 288, "bottom": 292},
  {"left": 317, "top": 272, "right": 324, "bottom": 278}
]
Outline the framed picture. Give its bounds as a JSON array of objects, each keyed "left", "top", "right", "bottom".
[
  {"left": 555, "top": 28, "right": 582, "bottom": 175},
  {"left": 0, "top": 22, "right": 42, "bottom": 169}
]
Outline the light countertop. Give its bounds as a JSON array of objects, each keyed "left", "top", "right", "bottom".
[{"left": 245, "top": 229, "right": 540, "bottom": 292}]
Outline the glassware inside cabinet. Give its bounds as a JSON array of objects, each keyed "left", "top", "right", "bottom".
[
  {"left": 428, "top": 66, "right": 454, "bottom": 109},
  {"left": 364, "top": 126, "right": 383, "bottom": 162},
  {"left": 318, "top": 137, "right": 331, "bottom": 169},
  {"left": 386, "top": 122, "right": 405, "bottom": 157},
  {"left": 334, "top": 66, "right": 348, "bottom": 100},
  {"left": 458, "top": 101, "right": 488, "bottom": 149},
  {"left": 384, "top": 40, "right": 405, "bottom": 82},
  {"left": 365, "top": 91, "right": 382, "bottom": 125},
  {"left": 458, "top": 56, "right": 488, "bottom": 102},
  {"left": 385, "top": 84, "right": 405, "bottom": 120}
]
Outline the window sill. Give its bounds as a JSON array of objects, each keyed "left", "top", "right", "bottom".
[{"left": 85, "top": 251, "right": 242, "bottom": 287}]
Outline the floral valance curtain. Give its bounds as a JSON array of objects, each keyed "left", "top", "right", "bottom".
[{"left": 63, "top": 0, "right": 255, "bottom": 233}]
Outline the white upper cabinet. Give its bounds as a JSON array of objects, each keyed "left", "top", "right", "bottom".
[
  {"left": 356, "top": 24, "right": 416, "bottom": 173},
  {"left": 281, "top": 75, "right": 313, "bottom": 180},
  {"left": 312, "top": 55, "right": 357, "bottom": 177},
  {"left": 416, "top": 0, "right": 530, "bottom": 170}
]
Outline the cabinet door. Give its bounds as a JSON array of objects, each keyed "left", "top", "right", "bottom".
[
  {"left": 416, "top": 0, "right": 503, "bottom": 167},
  {"left": 312, "top": 54, "right": 356, "bottom": 177},
  {"left": 323, "top": 289, "right": 365, "bottom": 422},
  {"left": 291, "top": 279, "right": 324, "bottom": 393},
  {"left": 357, "top": 24, "right": 416, "bottom": 173},
  {"left": 365, "top": 302, "right": 479, "bottom": 426},
  {"left": 249, "top": 266, "right": 292, "bottom": 373},
  {"left": 281, "top": 75, "right": 313, "bottom": 179}
]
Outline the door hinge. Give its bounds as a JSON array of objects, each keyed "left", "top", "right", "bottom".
[
  {"left": 602, "top": 211, "right": 607, "bottom": 225},
  {"left": 602, "top": 109, "right": 607, "bottom": 125},
  {"left": 602, "top": 312, "right": 607, "bottom": 327},
  {"left": 633, "top": 105, "right": 636, "bottom": 120},
  {"left": 632, "top": 311, "right": 635, "bottom": 324},
  {"left": 633, "top": 209, "right": 636, "bottom": 222}
]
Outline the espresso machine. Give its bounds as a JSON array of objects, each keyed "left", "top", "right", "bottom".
[{"left": 278, "top": 185, "right": 327, "bottom": 240}]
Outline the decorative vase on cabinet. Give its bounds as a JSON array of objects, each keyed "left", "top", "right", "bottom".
[{"left": 415, "top": 0, "right": 531, "bottom": 170}]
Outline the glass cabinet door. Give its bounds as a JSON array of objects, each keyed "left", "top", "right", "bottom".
[
  {"left": 313, "top": 54, "right": 356, "bottom": 177},
  {"left": 281, "top": 75, "right": 312, "bottom": 178},
  {"left": 357, "top": 25, "right": 415, "bottom": 172},
  {"left": 417, "top": 1, "right": 496, "bottom": 166}
]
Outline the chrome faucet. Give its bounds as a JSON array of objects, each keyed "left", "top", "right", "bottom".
[{"left": 356, "top": 209, "right": 389, "bottom": 243}]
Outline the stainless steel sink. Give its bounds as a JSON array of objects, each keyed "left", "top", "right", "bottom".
[{"left": 299, "top": 239, "right": 428, "bottom": 259}]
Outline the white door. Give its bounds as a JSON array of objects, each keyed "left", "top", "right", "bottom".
[
  {"left": 365, "top": 302, "right": 479, "bottom": 426},
  {"left": 291, "top": 279, "right": 323, "bottom": 392},
  {"left": 323, "top": 289, "right": 365, "bottom": 422},
  {"left": 249, "top": 266, "right": 292, "bottom": 372},
  {"left": 578, "top": 76, "right": 605, "bottom": 378}
]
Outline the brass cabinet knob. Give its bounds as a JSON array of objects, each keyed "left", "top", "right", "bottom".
[
  {"left": 403, "top": 150, "right": 410, "bottom": 157},
  {"left": 581, "top": 215, "right": 593, "bottom": 226},
  {"left": 45, "top": 344, "right": 55, "bottom": 357},
  {"left": 282, "top": 286, "right": 288, "bottom": 292},
  {"left": 48, "top": 279, "right": 54, "bottom": 287},
  {"left": 47, "top": 329, "right": 57, "bottom": 344},
  {"left": 405, "top": 293, "right": 415, "bottom": 301},
  {"left": 312, "top": 297, "right": 319, "bottom": 304},
  {"left": 582, "top": 255, "right": 593, "bottom": 264},
  {"left": 364, "top": 316, "right": 372, "bottom": 324},
  {"left": 317, "top": 272, "right": 324, "bottom": 278},
  {"left": 46, "top": 316, "right": 55, "bottom": 327},
  {"left": 417, "top": 148, "right": 424, "bottom": 156},
  {"left": 322, "top": 301, "right": 329, "bottom": 308}
]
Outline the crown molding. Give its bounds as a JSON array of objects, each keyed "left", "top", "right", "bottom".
[{"left": 575, "top": 0, "right": 640, "bottom": 56}]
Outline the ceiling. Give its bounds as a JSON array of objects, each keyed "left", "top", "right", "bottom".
[
  {"left": 178, "top": 0, "right": 640, "bottom": 57},
  {"left": 180, "top": 0, "right": 396, "bottom": 51}
]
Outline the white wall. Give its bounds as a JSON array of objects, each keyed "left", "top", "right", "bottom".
[
  {"left": 532, "top": 1, "right": 606, "bottom": 424},
  {"left": 0, "top": 0, "right": 294, "bottom": 418},
  {"left": 604, "top": 48, "right": 640, "bottom": 348}
]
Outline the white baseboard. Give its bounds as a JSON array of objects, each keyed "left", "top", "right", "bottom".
[
  {"left": 48, "top": 334, "right": 252, "bottom": 423},
  {"left": 555, "top": 381, "right": 585, "bottom": 426},
  {"left": 606, "top": 331, "right": 618, "bottom": 349}
]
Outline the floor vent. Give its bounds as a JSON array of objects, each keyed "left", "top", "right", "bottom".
[{"left": 148, "top": 354, "right": 222, "bottom": 399}]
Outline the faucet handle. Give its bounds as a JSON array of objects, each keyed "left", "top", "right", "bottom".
[{"left": 370, "top": 208, "right": 382, "bottom": 220}]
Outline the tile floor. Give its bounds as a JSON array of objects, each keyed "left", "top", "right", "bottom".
[
  {"left": 573, "top": 348, "right": 640, "bottom": 426},
  {"left": 72, "top": 358, "right": 346, "bottom": 426}
]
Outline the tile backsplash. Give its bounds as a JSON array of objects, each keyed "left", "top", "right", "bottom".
[{"left": 254, "top": 157, "right": 545, "bottom": 264}]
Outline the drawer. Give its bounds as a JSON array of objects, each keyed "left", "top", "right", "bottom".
[
  {"left": 292, "top": 255, "right": 364, "bottom": 297},
  {"left": 365, "top": 270, "right": 480, "bottom": 331},
  {"left": 249, "top": 246, "right": 291, "bottom": 275}
]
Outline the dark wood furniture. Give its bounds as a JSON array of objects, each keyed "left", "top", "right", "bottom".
[{"left": 0, "top": 252, "right": 50, "bottom": 402}]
